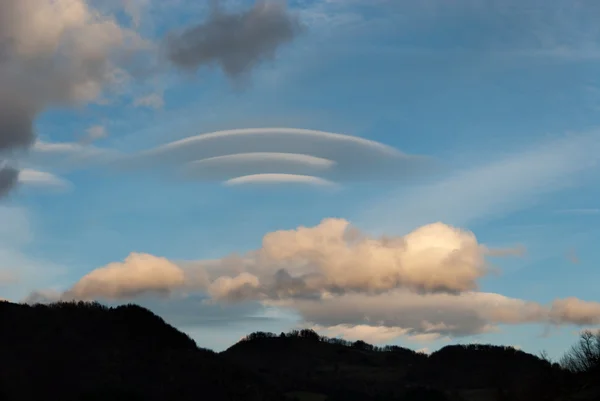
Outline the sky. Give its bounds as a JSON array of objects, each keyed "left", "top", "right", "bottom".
[{"left": 1, "top": 0, "right": 600, "bottom": 359}]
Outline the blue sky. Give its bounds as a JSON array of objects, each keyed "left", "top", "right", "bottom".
[{"left": 1, "top": 0, "right": 600, "bottom": 358}]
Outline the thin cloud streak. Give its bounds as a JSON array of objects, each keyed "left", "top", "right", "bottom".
[
  {"left": 18, "top": 169, "right": 71, "bottom": 191},
  {"left": 555, "top": 208, "right": 600, "bottom": 215}
]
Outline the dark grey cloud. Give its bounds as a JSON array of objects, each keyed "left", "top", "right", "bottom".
[
  {"left": 0, "top": 164, "right": 19, "bottom": 198},
  {"left": 0, "top": 100, "right": 36, "bottom": 152},
  {"left": 165, "top": 0, "right": 303, "bottom": 78},
  {"left": 0, "top": 98, "right": 36, "bottom": 198}
]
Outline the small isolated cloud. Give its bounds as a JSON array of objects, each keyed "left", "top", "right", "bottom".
[
  {"left": 82, "top": 125, "right": 108, "bottom": 144},
  {"left": 133, "top": 93, "right": 164, "bottom": 110},
  {"left": 18, "top": 169, "right": 71, "bottom": 191},
  {"left": 165, "top": 0, "right": 303, "bottom": 79}
]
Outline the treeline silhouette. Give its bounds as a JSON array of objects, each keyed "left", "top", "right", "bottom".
[
  {"left": 1, "top": 300, "right": 599, "bottom": 401},
  {"left": 226, "top": 329, "right": 564, "bottom": 400}
]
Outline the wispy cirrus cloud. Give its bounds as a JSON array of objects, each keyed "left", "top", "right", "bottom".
[
  {"left": 555, "top": 208, "right": 600, "bottom": 215},
  {"left": 26, "top": 140, "right": 121, "bottom": 172},
  {"left": 361, "top": 129, "right": 600, "bottom": 234}
]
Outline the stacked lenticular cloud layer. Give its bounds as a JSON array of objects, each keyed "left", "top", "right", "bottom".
[{"left": 125, "top": 127, "right": 431, "bottom": 187}]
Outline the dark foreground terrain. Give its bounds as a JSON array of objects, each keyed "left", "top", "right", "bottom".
[{"left": 0, "top": 301, "right": 598, "bottom": 401}]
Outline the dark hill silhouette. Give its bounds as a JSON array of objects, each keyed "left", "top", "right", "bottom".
[
  {"left": 222, "top": 330, "right": 589, "bottom": 401},
  {"left": 1, "top": 300, "right": 599, "bottom": 401},
  {"left": 222, "top": 330, "right": 428, "bottom": 400},
  {"left": 0, "top": 300, "right": 279, "bottom": 401}
]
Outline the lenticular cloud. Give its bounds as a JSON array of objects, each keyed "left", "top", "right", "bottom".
[{"left": 122, "top": 127, "right": 433, "bottom": 186}]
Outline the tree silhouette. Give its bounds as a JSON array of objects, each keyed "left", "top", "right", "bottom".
[{"left": 560, "top": 330, "right": 600, "bottom": 373}]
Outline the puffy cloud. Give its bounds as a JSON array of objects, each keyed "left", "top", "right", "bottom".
[
  {"left": 165, "top": 0, "right": 303, "bottom": 79},
  {"left": 198, "top": 219, "right": 493, "bottom": 300},
  {"left": 60, "top": 219, "right": 504, "bottom": 302},
  {"left": 208, "top": 273, "right": 261, "bottom": 301},
  {"left": 28, "top": 218, "right": 600, "bottom": 343},
  {"left": 0, "top": 0, "right": 146, "bottom": 197},
  {"left": 65, "top": 253, "right": 185, "bottom": 300}
]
